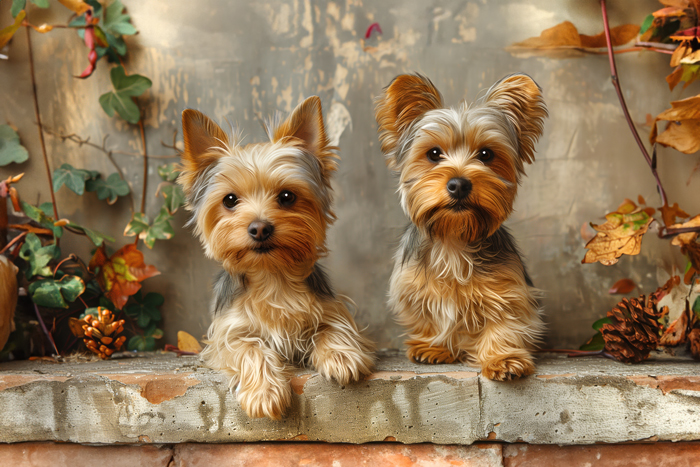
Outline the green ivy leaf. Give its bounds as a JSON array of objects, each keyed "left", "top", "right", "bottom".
[
  {"left": 143, "top": 207, "right": 174, "bottom": 248},
  {"left": 21, "top": 201, "right": 63, "bottom": 238},
  {"left": 30, "top": 0, "right": 49, "bottom": 8},
  {"left": 124, "top": 291, "right": 163, "bottom": 328},
  {"left": 693, "top": 296, "right": 700, "bottom": 321},
  {"left": 591, "top": 317, "right": 612, "bottom": 331},
  {"left": 123, "top": 212, "right": 149, "bottom": 237},
  {"left": 66, "top": 221, "right": 115, "bottom": 247},
  {"left": 10, "top": 0, "right": 25, "bottom": 18},
  {"left": 19, "top": 233, "right": 58, "bottom": 278},
  {"left": 99, "top": 65, "right": 151, "bottom": 124},
  {"left": 28, "top": 275, "right": 86, "bottom": 308},
  {"left": 127, "top": 335, "right": 155, "bottom": 352},
  {"left": 124, "top": 207, "right": 174, "bottom": 248},
  {"left": 0, "top": 125, "right": 29, "bottom": 166},
  {"left": 157, "top": 163, "right": 181, "bottom": 182},
  {"left": 640, "top": 14, "right": 654, "bottom": 35},
  {"left": 160, "top": 184, "right": 185, "bottom": 215},
  {"left": 580, "top": 332, "right": 605, "bottom": 351},
  {"left": 103, "top": 0, "right": 137, "bottom": 36},
  {"left": 86, "top": 172, "right": 130, "bottom": 204},
  {"left": 52, "top": 163, "right": 97, "bottom": 195}
]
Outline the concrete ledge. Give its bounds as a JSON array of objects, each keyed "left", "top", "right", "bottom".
[{"left": 0, "top": 351, "right": 698, "bottom": 445}]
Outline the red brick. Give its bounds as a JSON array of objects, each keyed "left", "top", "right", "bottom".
[
  {"left": 504, "top": 442, "right": 700, "bottom": 467},
  {"left": 0, "top": 442, "right": 173, "bottom": 467},
  {"left": 173, "top": 442, "right": 503, "bottom": 467}
]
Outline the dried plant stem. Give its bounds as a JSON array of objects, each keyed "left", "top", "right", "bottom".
[
  {"left": 25, "top": 27, "right": 59, "bottom": 221},
  {"left": 33, "top": 302, "right": 60, "bottom": 356},
  {"left": 600, "top": 0, "right": 668, "bottom": 208},
  {"left": 138, "top": 119, "right": 148, "bottom": 214}
]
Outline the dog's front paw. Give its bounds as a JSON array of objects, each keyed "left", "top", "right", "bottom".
[
  {"left": 237, "top": 378, "right": 292, "bottom": 420},
  {"left": 406, "top": 340, "right": 458, "bottom": 364},
  {"left": 481, "top": 355, "right": 535, "bottom": 381},
  {"left": 314, "top": 348, "right": 374, "bottom": 385}
]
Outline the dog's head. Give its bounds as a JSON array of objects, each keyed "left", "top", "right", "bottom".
[
  {"left": 375, "top": 73, "right": 547, "bottom": 243},
  {"left": 179, "top": 96, "right": 336, "bottom": 275}
]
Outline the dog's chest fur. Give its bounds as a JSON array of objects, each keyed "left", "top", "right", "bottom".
[
  {"left": 390, "top": 225, "right": 532, "bottom": 333},
  {"left": 211, "top": 266, "right": 333, "bottom": 361}
]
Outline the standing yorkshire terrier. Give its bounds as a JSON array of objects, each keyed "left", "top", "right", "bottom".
[
  {"left": 179, "top": 97, "right": 374, "bottom": 419},
  {"left": 375, "top": 74, "right": 547, "bottom": 381}
]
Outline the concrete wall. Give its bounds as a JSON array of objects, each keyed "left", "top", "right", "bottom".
[{"left": 1, "top": 0, "right": 698, "bottom": 349}]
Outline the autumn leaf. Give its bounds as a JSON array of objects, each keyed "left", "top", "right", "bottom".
[
  {"left": 608, "top": 278, "right": 636, "bottom": 294},
  {"left": 650, "top": 94, "right": 700, "bottom": 154},
  {"left": 58, "top": 0, "right": 91, "bottom": 14},
  {"left": 669, "top": 214, "right": 700, "bottom": 283},
  {"left": 177, "top": 330, "right": 202, "bottom": 353},
  {"left": 89, "top": 244, "right": 160, "bottom": 310},
  {"left": 582, "top": 199, "right": 655, "bottom": 266},
  {"left": 0, "top": 10, "right": 26, "bottom": 50},
  {"left": 507, "top": 21, "right": 639, "bottom": 58},
  {"left": 659, "top": 202, "right": 690, "bottom": 226}
]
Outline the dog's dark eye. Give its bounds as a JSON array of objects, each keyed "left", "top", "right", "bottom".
[
  {"left": 278, "top": 190, "right": 296, "bottom": 207},
  {"left": 477, "top": 148, "right": 495, "bottom": 163},
  {"left": 427, "top": 147, "right": 443, "bottom": 162},
  {"left": 222, "top": 193, "right": 238, "bottom": 209}
]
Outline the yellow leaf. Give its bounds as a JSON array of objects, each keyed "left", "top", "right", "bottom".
[
  {"left": 177, "top": 331, "right": 202, "bottom": 353},
  {"left": 57, "top": 0, "right": 91, "bottom": 15},
  {"left": 0, "top": 10, "right": 26, "bottom": 50},
  {"left": 582, "top": 199, "right": 655, "bottom": 266}
]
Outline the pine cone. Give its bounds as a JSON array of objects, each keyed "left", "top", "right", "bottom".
[
  {"left": 601, "top": 292, "right": 667, "bottom": 363},
  {"left": 80, "top": 307, "right": 126, "bottom": 359},
  {"left": 689, "top": 329, "right": 700, "bottom": 361}
]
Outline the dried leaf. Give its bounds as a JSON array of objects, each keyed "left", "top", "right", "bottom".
[
  {"left": 89, "top": 244, "right": 160, "bottom": 310},
  {"left": 57, "top": 0, "right": 91, "bottom": 15},
  {"left": 0, "top": 256, "right": 18, "bottom": 351},
  {"left": 582, "top": 199, "right": 655, "bottom": 266},
  {"left": 667, "top": 66, "right": 684, "bottom": 91},
  {"left": 689, "top": 328, "right": 700, "bottom": 360},
  {"left": 508, "top": 21, "right": 639, "bottom": 58},
  {"left": 177, "top": 330, "right": 202, "bottom": 353},
  {"left": 0, "top": 10, "right": 26, "bottom": 50},
  {"left": 608, "top": 278, "right": 636, "bottom": 294},
  {"left": 670, "top": 41, "right": 692, "bottom": 67},
  {"left": 660, "top": 299, "right": 690, "bottom": 346},
  {"left": 650, "top": 94, "right": 700, "bottom": 154},
  {"left": 660, "top": 202, "right": 690, "bottom": 226},
  {"left": 68, "top": 317, "right": 85, "bottom": 338},
  {"left": 669, "top": 214, "right": 700, "bottom": 247}
]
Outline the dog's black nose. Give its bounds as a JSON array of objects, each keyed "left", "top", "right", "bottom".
[
  {"left": 446, "top": 177, "right": 471, "bottom": 200},
  {"left": 248, "top": 221, "right": 274, "bottom": 242}
]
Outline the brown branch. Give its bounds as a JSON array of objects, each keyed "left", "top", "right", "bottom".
[
  {"left": 33, "top": 302, "right": 60, "bottom": 357},
  {"left": 25, "top": 27, "right": 60, "bottom": 222},
  {"left": 600, "top": 0, "right": 669, "bottom": 208}
]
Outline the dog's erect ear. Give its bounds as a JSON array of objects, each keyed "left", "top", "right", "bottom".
[
  {"left": 483, "top": 74, "right": 547, "bottom": 164},
  {"left": 181, "top": 109, "right": 229, "bottom": 178},
  {"left": 272, "top": 96, "right": 336, "bottom": 176},
  {"left": 375, "top": 74, "right": 443, "bottom": 169}
]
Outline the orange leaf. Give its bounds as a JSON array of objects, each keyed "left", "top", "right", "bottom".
[
  {"left": 637, "top": 195, "right": 646, "bottom": 205},
  {"left": 608, "top": 278, "right": 636, "bottom": 294},
  {"left": 89, "top": 244, "right": 160, "bottom": 310},
  {"left": 670, "top": 42, "right": 691, "bottom": 67},
  {"left": 579, "top": 24, "right": 640, "bottom": 48},
  {"left": 57, "top": 0, "right": 91, "bottom": 14},
  {"left": 650, "top": 95, "right": 700, "bottom": 153},
  {"left": 666, "top": 66, "right": 684, "bottom": 91},
  {"left": 0, "top": 10, "right": 26, "bottom": 50},
  {"left": 653, "top": 6, "right": 686, "bottom": 18},
  {"left": 582, "top": 199, "right": 655, "bottom": 266},
  {"left": 659, "top": 202, "right": 690, "bottom": 226},
  {"left": 177, "top": 331, "right": 203, "bottom": 353}
]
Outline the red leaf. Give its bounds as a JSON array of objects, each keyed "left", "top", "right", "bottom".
[
  {"left": 89, "top": 244, "right": 160, "bottom": 310},
  {"left": 365, "top": 22, "right": 382, "bottom": 39},
  {"left": 608, "top": 278, "right": 636, "bottom": 294}
]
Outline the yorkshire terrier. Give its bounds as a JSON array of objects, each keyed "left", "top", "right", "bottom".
[
  {"left": 179, "top": 96, "right": 375, "bottom": 419},
  {"left": 375, "top": 73, "right": 547, "bottom": 381}
]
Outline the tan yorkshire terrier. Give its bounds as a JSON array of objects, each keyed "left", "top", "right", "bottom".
[
  {"left": 375, "top": 73, "right": 547, "bottom": 381},
  {"left": 179, "top": 97, "right": 374, "bottom": 419}
]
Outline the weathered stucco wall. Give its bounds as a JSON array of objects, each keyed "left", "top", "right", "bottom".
[{"left": 1, "top": 0, "right": 699, "bottom": 349}]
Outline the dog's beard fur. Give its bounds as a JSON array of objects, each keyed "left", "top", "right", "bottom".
[
  {"left": 179, "top": 97, "right": 374, "bottom": 420},
  {"left": 376, "top": 73, "right": 547, "bottom": 380}
]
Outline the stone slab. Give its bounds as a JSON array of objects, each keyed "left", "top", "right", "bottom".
[
  {"left": 0, "top": 351, "right": 698, "bottom": 445},
  {"left": 173, "top": 442, "right": 503, "bottom": 467}
]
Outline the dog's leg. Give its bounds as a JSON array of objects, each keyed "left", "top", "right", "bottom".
[
  {"left": 205, "top": 339, "right": 292, "bottom": 420},
  {"left": 474, "top": 317, "right": 538, "bottom": 381},
  {"left": 310, "top": 302, "right": 375, "bottom": 385}
]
